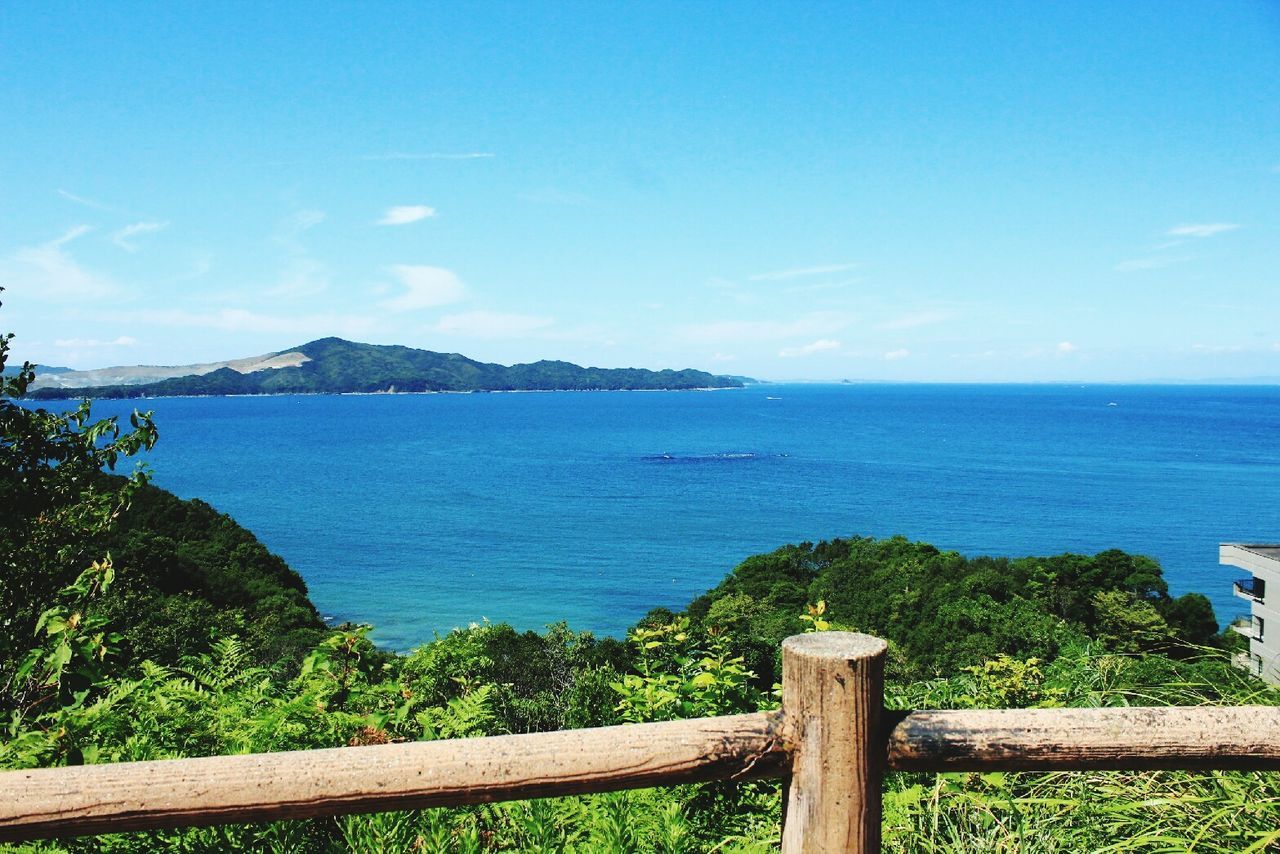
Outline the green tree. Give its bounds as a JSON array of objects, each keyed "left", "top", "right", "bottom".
[{"left": 0, "top": 299, "right": 157, "bottom": 714}]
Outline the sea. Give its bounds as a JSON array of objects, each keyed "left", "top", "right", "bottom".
[{"left": 79, "top": 384, "right": 1280, "bottom": 651}]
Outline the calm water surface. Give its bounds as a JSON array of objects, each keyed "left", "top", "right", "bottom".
[{"left": 85, "top": 384, "right": 1280, "bottom": 650}]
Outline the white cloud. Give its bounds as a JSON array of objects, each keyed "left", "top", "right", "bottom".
[
  {"left": 268, "top": 257, "right": 332, "bottom": 299},
  {"left": 382, "top": 265, "right": 468, "bottom": 311},
  {"left": 879, "top": 311, "right": 949, "bottom": 330},
  {"left": 293, "top": 210, "right": 325, "bottom": 230},
  {"left": 378, "top": 205, "right": 437, "bottom": 226},
  {"left": 750, "top": 263, "right": 858, "bottom": 282},
  {"left": 361, "top": 152, "right": 494, "bottom": 161},
  {"left": 1192, "top": 343, "right": 1245, "bottom": 354},
  {"left": 884, "top": 348, "right": 910, "bottom": 361},
  {"left": 779, "top": 339, "right": 841, "bottom": 358},
  {"left": 678, "top": 312, "right": 855, "bottom": 344},
  {"left": 54, "top": 336, "right": 138, "bottom": 348},
  {"left": 430, "top": 311, "right": 555, "bottom": 338},
  {"left": 57, "top": 189, "right": 125, "bottom": 213},
  {"left": 263, "top": 210, "right": 331, "bottom": 295},
  {"left": 1114, "top": 256, "right": 1190, "bottom": 272},
  {"left": 711, "top": 352, "right": 736, "bottom": 362},
  {"left": 782, "top": 279, "right": 858, "bottom": 294},
  {"left": 112, "top": 221, "right": 168, "bottom": 252},
  {"left": 1167, "top": 223, "right": 1240, "bottom": 238},
  {"left": 51, "top": 225, "right": 94, "bottom": 247},
  {"left": 1057, "top": 341, "right": 1077, "bottom": 353},
  {"left": 0, "top": 227, "right": 116, "bottom": 302},
  {"left": 165, "top": 255, "right": 212, "bottom": 285},
  {"left": 274, "top": 209, "right": 325, "bottom": 253}
]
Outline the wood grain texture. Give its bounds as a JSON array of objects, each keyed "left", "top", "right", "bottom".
[
  {"left": 780, "top": 632, "right": 888, "bottom": 854},
  {"left": 4, "top": 644, "right": 1279, "bottom": 845},
  {"left": 887, "top": 706, "right": 1280, "bottom": 771},
  {"left": 0, "top": 712, "right": 787, "bottom": 841}
]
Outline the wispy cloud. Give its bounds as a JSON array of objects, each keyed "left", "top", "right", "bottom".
[
  {"left": 267, "top": 257, "right": 332, "bottom": 299},
  {"left": 1167, "top": 223, "right": 1240, "bottom": 239},
  {"left": 1192, "top": 343, "right": 1245, "bottom": 354},
  {"left": 430, "top": 311, "right": 555, "bottom": 338},
  {"left": 54, "top": 335, "right": 138, "bottom": 348},
  {"left": 177, "top": 253, "right": 214, "bottom": 282},
  {"left": 1113, "top": 223, "right": 1238, "bottom": 273},
  {"left": 361, "top": 152, "right": 494, "bottom": 161},
  {"left": 378, "top": 205, "right": 437, "bottom": 226},
  {"left": 112, "top": 221, "right": 168, "bottom": 252},
  {"left": 50, "top": 225, "right": 94, "bottom": 247},
  {"left": 1114, "top": 256, "right": 1191, "bottom": 272},
  {"left": 879, "top": 310, "right": 949, "bottom": 331},
  {"left": 779, "top": 339, "right": 841, "bottom": 358},
  {"left": 0, "top": 227, "right": 116, "bottom": 302},
  {"left": 57, "top": 189, "right": 126, "bottom": 214},
  {"left": 1057, "top": 341, "right": 1077, "bottom": 353},
  {"left": 274, "top": 209, "right": 326, "bottom": 253},
  {"left": 282, "top": 209, "right": 325, "bottom": 233},
  {"left": 750, "top": 263, "right": 858, "bottom": 282},
  {"left": 382, "top": 265, "right": 468, "bottom": 311},
  {"left": 782, "top": 278, "right": 859, "bottom": 294},
  {"left": 884, "top": 348, "right": 910, "bottom": 361}
]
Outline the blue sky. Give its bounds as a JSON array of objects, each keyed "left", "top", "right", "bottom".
[{"left": 2, "top": 2, "right": 1277, "bottom": 381}]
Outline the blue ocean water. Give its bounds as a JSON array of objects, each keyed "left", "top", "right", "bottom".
[{"left": 82, "top": 384, "right": 1280, "bottom": 651}]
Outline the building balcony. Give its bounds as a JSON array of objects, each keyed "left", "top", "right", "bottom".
[
  {"left": 1232, "top": 651, "right": 1263, "bottom": 676},
  {"left": 1230, "top": 617, "right": 1262, "bottom": 641},
  {"left": 1234, "top": 576, "right": 1266, "bottom": 603}
]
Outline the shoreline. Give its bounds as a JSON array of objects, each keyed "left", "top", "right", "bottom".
[{"left": 26, "top": 385, "right": 746, "bottom": 402}]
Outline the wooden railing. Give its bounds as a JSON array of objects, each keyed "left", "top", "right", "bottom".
[{"left": 4, "top": 632, "right": 1279, "bottom": 851}]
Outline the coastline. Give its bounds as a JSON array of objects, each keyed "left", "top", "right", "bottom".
[{"left": 25, "top": 385, "right": 746, "bottom": 401}]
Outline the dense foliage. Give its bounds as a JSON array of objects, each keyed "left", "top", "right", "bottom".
[
  {"left": 0, "top": 320, "right": 156, "bottom": 714},
  {"left": 96, "top": 483, "right": 328, "bottom": 669},
  {"left": 679, "top": 536, "right": 1222, "bottom": 686},
  {"left": 2, "top": 316, "right": 1276, "bottom": 851},
  {"left": 27, "top": 337, "right": 744, "bottom": 399}
]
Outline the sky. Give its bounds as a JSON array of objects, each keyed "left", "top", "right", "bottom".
[{"left": 1, "top": 2, "right": 1278, "bottom": 382}]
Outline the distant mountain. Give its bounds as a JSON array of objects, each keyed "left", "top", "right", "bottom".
[
  {"left": 24, "top": 338, "right": 744, "bottom": 399},
  {"left": 29, "top": 350, "right": 309, "bottom": 390},
  {"left": 3, "top": 363, "right": 70, "bottom": 377}
]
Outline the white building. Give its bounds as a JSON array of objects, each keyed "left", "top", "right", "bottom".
[{"left": 1221, "top": 543, "right": 1280, "bottom": 684}]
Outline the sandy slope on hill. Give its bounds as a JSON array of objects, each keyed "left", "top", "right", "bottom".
[{"left": 30, "top": 351, "right": 311, "bottom": 389}]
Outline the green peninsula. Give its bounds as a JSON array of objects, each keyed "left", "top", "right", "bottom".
[{"left": 27, "top": 337, "right": 744, "bottom": 399}]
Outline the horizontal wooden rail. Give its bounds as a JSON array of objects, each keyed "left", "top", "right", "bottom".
[
  {"left": 0, "top": 712, "right": 787, "bottom": 841},
  {"left": 888, "top": 706, "right": 1280, "bottom": 771},
  {"left": 4, "top": 704, "right": 1279, "bottom": 842}
]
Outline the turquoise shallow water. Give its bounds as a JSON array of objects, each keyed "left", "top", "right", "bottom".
[{"left": 82, "top": 384, "right": 1280, "bottom": 651}]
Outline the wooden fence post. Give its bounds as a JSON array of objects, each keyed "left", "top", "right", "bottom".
[{"left": 780, "top": 632, "right": 888, "bottom": 853}]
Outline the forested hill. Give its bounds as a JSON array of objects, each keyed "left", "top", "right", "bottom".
[
  {"left": 26, "top": 337, "right": 744, "bottom": 398},
  {"left": 100, "top": 481, "right": 329, "bottom": 667},
  {"left": 671, "top": 535, "right": 1222, "bottom": 682}
]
